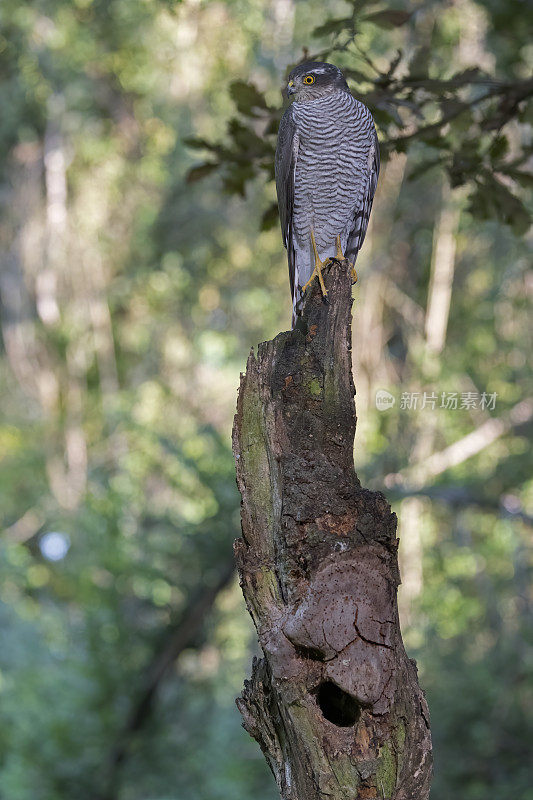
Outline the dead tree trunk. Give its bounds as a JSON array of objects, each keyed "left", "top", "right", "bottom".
[{"left": 232, "top": 260, "right": 432, "bottom": 800}]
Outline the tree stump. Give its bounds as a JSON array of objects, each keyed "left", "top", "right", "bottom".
[{"left": 232, "top": 259, "right": 432, "bottom": 800}]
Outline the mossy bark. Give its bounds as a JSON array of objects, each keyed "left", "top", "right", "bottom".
[{"left": 232, "top": 261, "right": 432, "bottom": 800}]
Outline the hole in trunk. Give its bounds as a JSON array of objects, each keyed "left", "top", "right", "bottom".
[
  {"left": 315, "top": 681, "right": 361, "bottom": 727},
  {"left": 294, "top": 644, "right": 325, "bottom": 662}
]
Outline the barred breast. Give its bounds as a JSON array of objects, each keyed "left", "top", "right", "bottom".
[{"left": 292, "top": 91, "right": 374, "bottom": 257}]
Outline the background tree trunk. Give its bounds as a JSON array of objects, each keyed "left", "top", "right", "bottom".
[{"left": 232, "top": 260, "right": 432, "bottom": 800}]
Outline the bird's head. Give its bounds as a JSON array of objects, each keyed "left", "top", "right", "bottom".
[{"left": 286, "top": 61, "right": 349, "bottom": 102}]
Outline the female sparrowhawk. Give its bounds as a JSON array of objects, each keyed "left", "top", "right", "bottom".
[{"left": 275, "top": 61, "right": 380, "bottom": 325}]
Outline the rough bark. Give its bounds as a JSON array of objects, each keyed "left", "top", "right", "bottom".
[{"left": 232, "top": 259, "right": 432, "bottom": 800}]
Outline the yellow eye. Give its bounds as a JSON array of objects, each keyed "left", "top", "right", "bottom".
[{"left": 303, "top": 75, "right": 315, "bottom": 85}]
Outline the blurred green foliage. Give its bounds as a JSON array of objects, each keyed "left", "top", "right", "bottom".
[{"left": 0, "top": 1, "right": 531, "bottom": 799}]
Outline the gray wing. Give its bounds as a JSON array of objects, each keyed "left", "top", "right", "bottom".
[
  {"left": 275, "top": 106, "right": 298, "bottom": 297},
  {"left": 345, "top": 127, "right": 380, "bottom": 262}
]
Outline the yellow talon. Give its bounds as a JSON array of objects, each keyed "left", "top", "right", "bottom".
[
  {"left": 334, "top": 235, "right": 357, "bottom": 285},
  {"left": 302, "top": 230, "right": 329, "bottom": 297}
]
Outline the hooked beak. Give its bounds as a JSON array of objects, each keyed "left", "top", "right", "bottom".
[{"left": 287, "top": 80, "right": 296, "bottom": 96}]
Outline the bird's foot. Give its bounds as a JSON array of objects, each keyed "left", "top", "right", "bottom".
[
  {"left": 333, "top": 235, "right": 357, "bottom": 285},
  {"left": 302, "top": 259, "right": 329, "bottom": 296},
  {"left": 303, "top": 230, "right": 329, "bottom": 297}
]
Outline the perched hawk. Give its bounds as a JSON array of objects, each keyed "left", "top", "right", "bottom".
[{"left": 275, "top": 61, "right": 380, "bottom": 325}]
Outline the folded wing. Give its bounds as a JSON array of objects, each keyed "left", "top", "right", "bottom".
[
  {"left": 345, "top": 128, "right": 380, "bottom": 263},
  {"left": 275, "top": 107, "right": 299, "bottom": 299}
]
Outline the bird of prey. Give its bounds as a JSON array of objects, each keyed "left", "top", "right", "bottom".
[{"left": 275, "top": 61, "right": 380, "bottom": 325}]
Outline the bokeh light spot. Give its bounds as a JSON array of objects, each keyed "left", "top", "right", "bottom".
[{"left": 39, "top": 532, "right": 70, "bottom": 562}]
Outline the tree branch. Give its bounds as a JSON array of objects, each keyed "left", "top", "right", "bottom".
[
  {"left": 385, "top": 398, "right": 533, "bottom": 489},
  {"left": 101, "top": 561, "right": 235, "bottom": 800}
]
